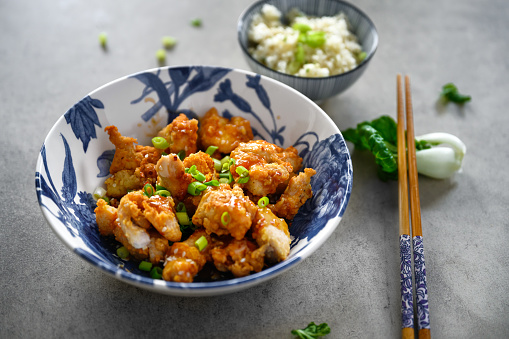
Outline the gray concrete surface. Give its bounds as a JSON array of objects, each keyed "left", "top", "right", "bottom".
[{"left": 1, "top": 0, "right": 508, "bottom": 338}]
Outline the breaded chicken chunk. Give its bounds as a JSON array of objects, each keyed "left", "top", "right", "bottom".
[
  {"left": 94, "top": 198, "right": 118, "bottom": 236},
  {"left": 199, "top": 107, "right": 254, "bottom": 154},
  {"left": 270, "top": 168, "right": 316, "bottom": 220},
  {"left": 142, "top": 194, "right": 181, "bottom": 242},
  {"left": 192, "top": 185, "right": 257, "bottom": 240},
  {"left": 157, "top": 113, "right": 198, "bottom": 156},
  {"left": 252, "top": 207, "right": 291, "bottom": 263},
  {"left": 162, "top": 229, "right": 211, "bottom": 283},
  {"left": 156, "top": 154, "right": 194, "bottom": 201},
  {"left": 210, "top": 238, "right": 265, "bottom": 277},
  {"left": 104, "top": 126, "right": 161, "bottom": 197},
  {"left": 230, "top": 140, "right": 302, "bottom": 196}
]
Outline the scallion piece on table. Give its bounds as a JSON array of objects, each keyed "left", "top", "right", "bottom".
[
  {"left": 161, "top": 36, "right": 177, "bottom": 49},
  {"left": 139, "top": 261, "right": 152, "bottom": 272},
  {"left": 156, "top": 49, "right": 166, "bottom": 64},
  {"left": 190, "top": 18, "right": 202, "bottom": 27},
  {"left": 258, "top": 197, "right": 269, "bottom": 208},
  {"left": 195, "top": 236, "right": 208, "bottom": 251},
  {"left": 150, "top": 266, "right": 163, "bottom": 279},
  {"left": 98, "top": 32, "right": 107, "bottom": 48},
  {"left": 151, "top": 136, "right": 169, "bottom": 150}
]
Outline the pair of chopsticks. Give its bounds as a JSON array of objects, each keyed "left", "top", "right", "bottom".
[{"left": 397, "top": 75, "right": 430, "bottom": 339}]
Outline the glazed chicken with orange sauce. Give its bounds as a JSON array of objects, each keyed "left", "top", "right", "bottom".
[{"left": 94, "top": 107, "right": 315, "bottom": 282}]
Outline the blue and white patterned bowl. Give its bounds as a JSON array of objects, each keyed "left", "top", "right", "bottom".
[
  {"left": 35, "top": 66, "right": 353, "bottom": 296},
  {"left": 237, "top": 0, "right": 378, "bottom": 102}
]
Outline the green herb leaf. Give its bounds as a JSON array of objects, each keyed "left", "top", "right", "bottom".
[
  {"left": 440, "top": 83, "right": 471, "bottom": 104},
  {"left": 291, "top": 322, "right": 331, "bottom": 339}
]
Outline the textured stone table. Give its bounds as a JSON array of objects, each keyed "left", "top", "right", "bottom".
[{"left": 1, "top": 0, "right": 508, "bottom": 338}]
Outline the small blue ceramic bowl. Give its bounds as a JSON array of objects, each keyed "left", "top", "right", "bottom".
[
  {"left": 237, "top": 0, "right": 378, "bottom": 102},
  {"left": 35, "top": 66, "right": 352, "bottom": 296}
]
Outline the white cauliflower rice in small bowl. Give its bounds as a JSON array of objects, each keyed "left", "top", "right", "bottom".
[
  {"left": 238, "top": 0, "right": 379, "bottom": 101},
  {"left": 248, "top": 4, "right": 364, "bottom": 78}
]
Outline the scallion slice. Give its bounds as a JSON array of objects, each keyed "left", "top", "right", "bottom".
[
  {"left": 177, "top": 150, "right": 186, "bottom": 160},
  {"left": 155, "top": 190, "right": 171, "bottom": 197},
  {"left": 143, "top": 183, "right": 154, "bottom": 197},
  {"left": 205, "top": 145, "right": 218, "bottom": 156},
  {"left": 152, "top": 136, "right": 169, "bottom": 150},
  {"left": 188, "top": 181, "right": 207, "bottom": 196},
  {"left": 150, "top": 266, "right": 163, "bottom": 279},
  {"left": 221, "top": 211, "right": 230, "bottom": 226},
  {"left": 176, "top": 211, "right": 191, "bottom": 226},
  {"left": 258, "top": 197, "right": 269, "bottom": 208},
  {"left": 116, "top": 246, "right": 129, "bottom": 259},
  {"left": 213, "top": 158, "right": 222, "bottom": 172},
  {"left": 139, "top": 261, "right": 152, "bottom": 272},
  {"left": 195, "top": 236, "right": 208, "bottom": 251}
]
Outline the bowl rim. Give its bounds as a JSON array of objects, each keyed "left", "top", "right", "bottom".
[
  {"left": 237, "top": 0, "right": 379, "bottom": 81},
  {"left": 35, "top": 65, "right": 353, "bottom": 296}
]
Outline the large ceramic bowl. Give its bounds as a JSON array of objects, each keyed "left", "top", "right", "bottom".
[
  {"left": 238, "top": 0, "right": 378, "bottom": 102},
  {"left": 35, "top": 66, "right": 353, "bottom": 296}
]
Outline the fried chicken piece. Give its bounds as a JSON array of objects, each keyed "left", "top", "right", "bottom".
[
  {"left": 270, "top": 168, "right": 316, "bottom": 220},
  {"left": 156, "top": 154, "right": 194, "bottom": 201},
  {"left": 117, "top": 191, "right": 152, "bottom": 249},
  {"left": 252, "top": 207, "right": 291, "bottom": 263},
  {"left": 192, "top": 185, "right": 257, "bottom": 240},
  {"left": 104, "top": 170, "right": 144, "bottom": 198},
  {"left": 210, "top": 238, "right": 265, "bottom": 278},
  {"left": 157, "top": 113, "right": 198, "bottom": 156},
  {"left": 230, "top": 140, "right": 302, "bottom": 196},
  {"left": 147, "top": 229, "right": 171, "bottom": 265},
  {"left": 94, "top": 198, "right": 118, "bottom": 236},
  {"left": 183, "top": 151, "right": 217, "bottom": 182},
  {"left": 162, "top": 229, "right": 211, "bottom": 283},
  {"left": 142, "top": 195, "right": 181, "bottom": 242},
  {"left": 104, "top": 126, "right": 162, "bottom": 197},
  {"left": 113, "top": 226, "right": 149, "bottom": 261},
  {"left": 198, "top": 107, "right": 254, "bottom": 154}
]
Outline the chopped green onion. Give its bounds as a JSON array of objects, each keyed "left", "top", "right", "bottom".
[
  {"left": 188, "top": 165, "right": 197, "bottom": 173},
  {"left": 220, "top": 156, "right": 230, "bottom": 166},
  {"left": 221, "top": 162, "right": 230, "bottom": 173},
  {"left": 292, "top": 22, "right": 312, "bottom": 33},
  {"left": 177, "top": 150, "right": 186, "bottom": 160},
  {"left": 143, "top": 183, "right": 154, "bottom": 197},
  {"left": 156, "top": 184, "right": 168, "bottom": 191},
  {"left": 357, "top": 51, "right": 367, "bottom": 62},
  {"left": 237, "top": 176, "right": 249, "bottom": 184},
  {"left": 213, "top": 158, "right": 222, "bottom": 172},
  {"left": 161, "top": 36, "right": 177, "bottom": 49},
  {"left": 190, "top": 18, "right": 202, "bottom": 27},
  {"left": 98, "top": 32, "right": 107, "bottom": 48},
  {"left": 195, "top": 235, "right": 208, "bottom": 251},
  {"left": 100, "top": 196, "right": 110, "bottom": 204},
  {"left": 155, "top": 190, "right": 171, "bottom": 197},
  {"left": 139, "top": 261, "right": 152, "bottom": 272},
  {"left": 235, "top": 166, "right": 249, "bottom": 177},
  {"left": 219, "top": 171, "right": 233, "bottom": 183},
  {"left": 218, "top": 178, "right": 229, "bottom": 184},
  {"left": 188, "top": 181, "right": 207, "bottom": 196},
  {"left": 191, "top": 171, "right": 206, "bottom": 182},
  {"left": 176, "top": 202, "right": 186, "bottom": 212},
  {"left": 204, "top": 180, "right": 219, "bottom": 186},
  {"left": 221, "top": 211, "right": 230, "bottom": 226},
  {"left": 150, "top": 266, "right": 163, "bottom": 279},
  {"left": 205, "top": 145, "right": 218, "bottom": 156},
  {"left": 258, "top": 197, "right": 269, "bottom": 208},
  {"left": 301, "top": 31, "right": 326, "bottom": 48},
  {"left": 176, "top": 211, "right": 191, "bottom": 226},
  {"left": 156, "top": 49, "right": 166, "bottom": 64},
  {"left": 116, "top": 246, "right": 129, "bottom": 259},
  {"left": 93, "top": 186, "right": 107, "bottom": 200},
  {"left": 152, "top": 136, "right": 169, "bottom": 150}
]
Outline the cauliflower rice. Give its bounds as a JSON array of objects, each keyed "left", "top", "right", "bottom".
[{"left": 248, "top": 4, "right": 364, "bottom": 78}]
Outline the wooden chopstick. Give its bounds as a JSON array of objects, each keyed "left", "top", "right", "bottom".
[
  {"left": 397, "top": 74, "right": 414, "bottom": 339},
  {"left": 405, "top": 75, "right": 430, "bottom": 339}
]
